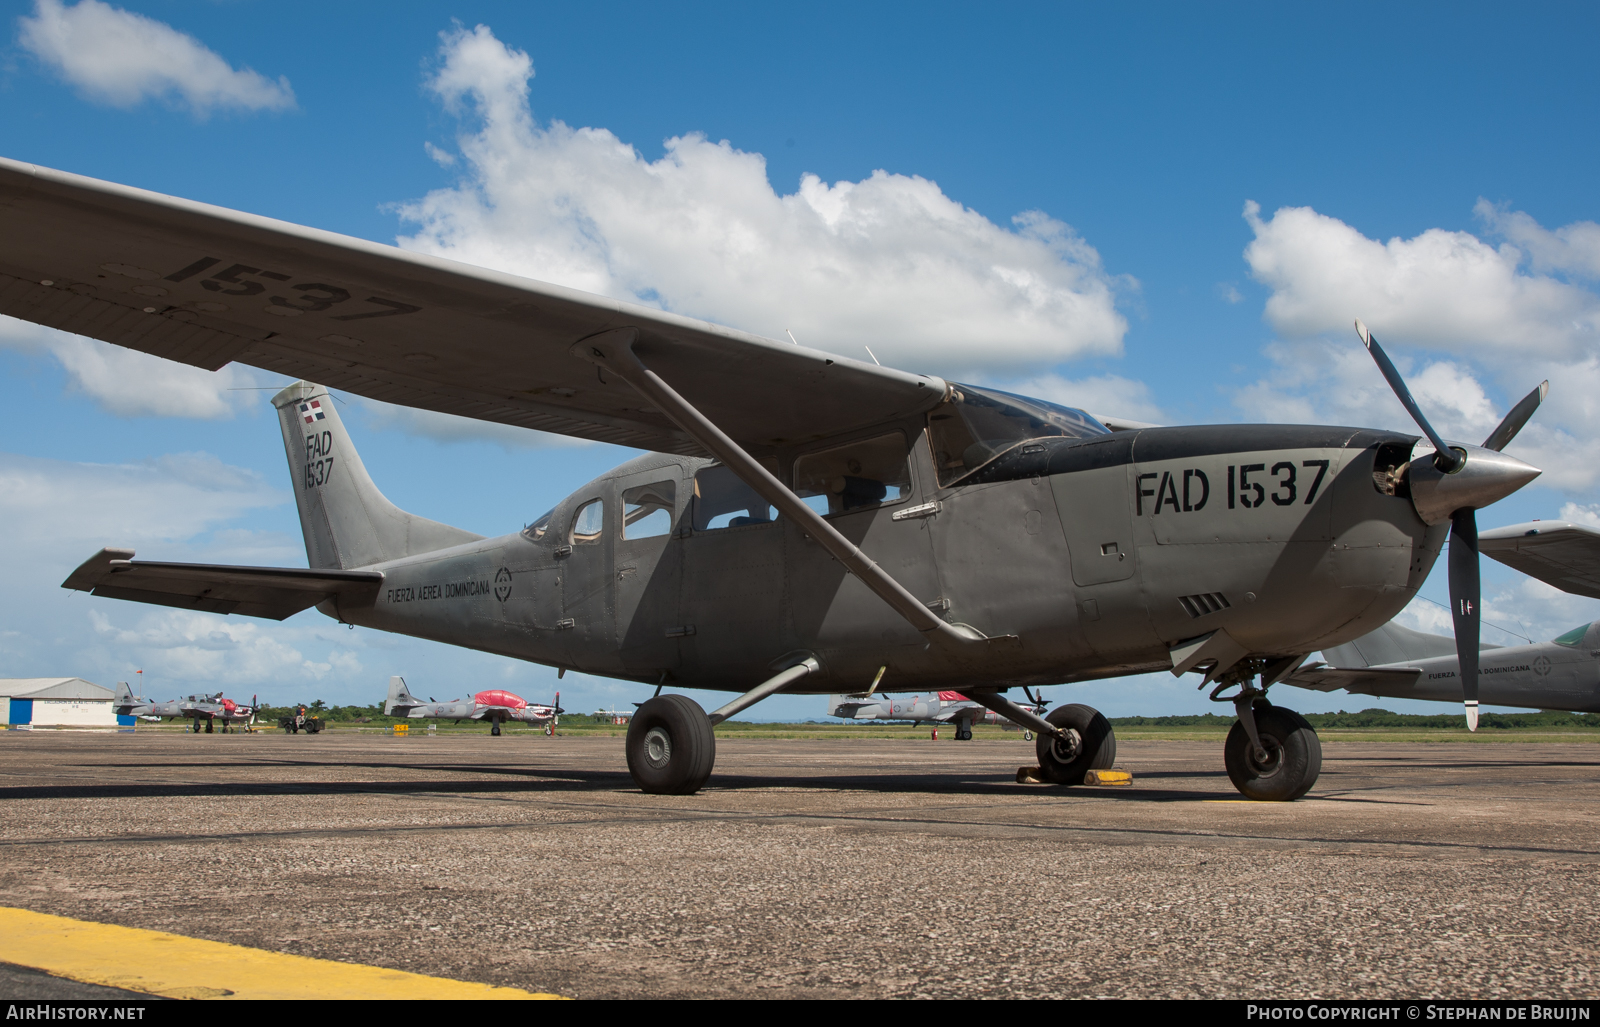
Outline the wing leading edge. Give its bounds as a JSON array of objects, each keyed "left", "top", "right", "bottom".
[
  {"left": 0, "top": 157, "right": 947, "bottom": 455},
  {"left": 62, "top": 548, "right": 383, "bottom": 621}
]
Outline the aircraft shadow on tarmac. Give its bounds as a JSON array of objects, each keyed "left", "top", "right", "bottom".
[{"left": 0, "top": 770, "right": 1235, "bottom": 804}]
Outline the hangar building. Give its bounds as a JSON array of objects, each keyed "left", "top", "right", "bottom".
[{"left": 1, "top": 679, "right": 127, "bottom": 728}]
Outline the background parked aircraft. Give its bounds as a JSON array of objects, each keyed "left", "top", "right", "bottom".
[
  {"left": 829, "top": 689, "right": 1050, "bottom": 739},
  {"left": 1288, "top": 520, "right": 1600, "bottom": 713},
  {"left": 112, "top": 681, "right": 256, "bottom": 733},
  {"left": 383, "top": 677, "right": 562, "bottom": 735}
]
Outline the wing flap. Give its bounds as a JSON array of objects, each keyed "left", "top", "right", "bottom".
[
  {"left": 62, "top": 548, "right": 383, "bottom": 621},
  {"left": 0, "top": 157, "right": 947, "bottom": 454},
  {"left": 1480, "top": 521, "right": 1600, "bottom": 599}
]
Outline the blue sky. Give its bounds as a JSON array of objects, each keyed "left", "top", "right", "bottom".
[{"left": 2, "top": 0, "right": 1598, "bottom": 718}]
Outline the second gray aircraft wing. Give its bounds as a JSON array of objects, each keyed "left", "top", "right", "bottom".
[
  {"left": 1283, "top": 665, "right": 1423, "bottom": 693},
  {"left": 1481, "top": 521, "right": 1600, "bottom": 600},
  {"left": 62, "top": 548, "right": 383, "bottom": 620}
]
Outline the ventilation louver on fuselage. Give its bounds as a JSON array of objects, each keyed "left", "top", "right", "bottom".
[{"left": 1178, "top": 592, "right": 1231, "bottom": 618}]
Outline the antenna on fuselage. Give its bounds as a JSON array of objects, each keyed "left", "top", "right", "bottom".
[
  {"left": 863, "top": 345, "right": 881, "bottom": 366},
  {"left": 785, "top": 329, "right": 800, "bottom": 346}
]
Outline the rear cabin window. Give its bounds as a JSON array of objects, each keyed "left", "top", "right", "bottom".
[
  {"left": 622, "top": 481, "right": 677, "bottom": 540},
  {"left": 571, "top": 499, "right": 604, "bottom": 543},
  {"left": 794, "top": 432, "right": 912, "bottom": 514},
  {"left": 927, "top": 384, "right": 1109, "bottom": 486},
  {"left": 693, "top": 465, "right": 777, "bottom": 531}
]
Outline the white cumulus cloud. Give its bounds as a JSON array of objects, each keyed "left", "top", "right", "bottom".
[
  {"left": 17, "top": 0, "right": 295, "bottom": 116},
  {"left": 0, "top": 316, "right": 263, "bottom": 419},
  {"left": 396, "top": 24, "right": 1129, "bottom": 377},
  {"left": 1242, "top": 200, "right": 1600, "bottom": 357},
  {"left": 352, "top": 395, "right": 596, "bottom": 450},
  {"left": 1236, "top": 203, "right": 1600, "bottom": 497},
  {"left": 1475, "top": 200, "right": 1600, "bottom": 281}
]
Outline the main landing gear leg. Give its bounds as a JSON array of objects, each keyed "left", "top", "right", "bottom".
[
  {"left": 1215, "top": 667, "right": 1322, "bottom": 801},
  {"left": 490, "top": 715, "right": 502, "bottom": 737}
]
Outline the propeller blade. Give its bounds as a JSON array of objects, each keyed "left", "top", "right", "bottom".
[
  {"left": 1355, "top": 319, "right": 1463, "bottom": 472},
  {"left": 1448, "top": 509, "right": 1482, "bottom": 731},
  {"left": 1481, "top": 381, "right": 1549, "bottom": 453}
]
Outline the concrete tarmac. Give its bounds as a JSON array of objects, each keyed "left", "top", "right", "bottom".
[{"left": 1, "top": 730, "right": 1597, "bottom": 1000}]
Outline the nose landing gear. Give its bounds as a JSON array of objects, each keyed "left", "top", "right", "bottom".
[{"left": 1212, "top": 666, "right": 1322, "bottom": 801}]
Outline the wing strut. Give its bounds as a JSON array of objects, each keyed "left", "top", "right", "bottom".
[
  {"left": 573, "top": 328, "right": 984, "bottom": 650},
  {"left": 962, "top": 690, "right": 1069, "bottom": 741}
]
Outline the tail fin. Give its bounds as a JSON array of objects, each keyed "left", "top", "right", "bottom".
[
  {"left": 271, "top": 382, "right": 483, "bottom": 569},
  {"left": 384, "top": 675, "right": 424, "bottom": 716},
  {"left": 1323, "top": 622, "right": 1465, "bottom": 668},
  {"left": 112, "top": 680, "right": 139, "bottom": 710}
]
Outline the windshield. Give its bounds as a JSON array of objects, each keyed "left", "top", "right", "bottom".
[
  {"left": 927, "top": 384, "right": 1109, "bottom": 486},
  {"left": 523, "top": 509, "right": 553, "bottom": 541}
]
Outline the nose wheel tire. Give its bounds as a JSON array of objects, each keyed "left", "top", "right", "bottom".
[
  {"left": 1223, "top": 706, "right": 1322, "bottom": 801},
  {"left": 1033, "top": 703, "right": 1116, "bottom": 785},
  {"left": 626, "top": 694, "right": 716, "bottom": 795}
]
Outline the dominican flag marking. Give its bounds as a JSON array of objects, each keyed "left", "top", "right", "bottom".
[{"left": 300, "top": 400, "right": 326, "bottom": 424}]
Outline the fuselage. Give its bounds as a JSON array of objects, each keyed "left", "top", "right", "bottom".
[
  {"left": 115, "top": 693, "right": 251, "bottom": 722},
  {"left": 830, "top": 691, "right": 1022, "bottom": 725},
  {"left": 322, "top": 420, "right": 1444, "bottom": 697},
  {"left": 401, "top": 689, "right": 558, "bottom": 723}
]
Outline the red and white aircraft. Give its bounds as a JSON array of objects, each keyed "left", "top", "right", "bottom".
[
  {"left": 382, "top": 676, "right": 562, "bottom": 735},
  {"left": 828, "top": 688, "right": 1050, "bottom": 740}
]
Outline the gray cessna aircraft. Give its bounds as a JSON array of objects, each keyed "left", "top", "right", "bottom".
[
  {"left": 0, "top": 156, "right": 1546, "bottom": 800},
  {"left": 1288, "top": 521, "right": 1600, "bottom": 712}
]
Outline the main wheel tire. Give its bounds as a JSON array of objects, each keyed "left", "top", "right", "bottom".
[
  {"left": 626, "top": 694, "right": 716, "bottom": 795},
  {"left": 1224, "top": 706, "right": 1322, "bottom": 801},
  {"left": 1034, "top": 703, "right": 1116, "bottom": 785}
]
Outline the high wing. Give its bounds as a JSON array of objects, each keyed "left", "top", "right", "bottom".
[
  {"left": 0, "top": 157, "right": 947, "bottom": 454},
  {"left": 62, "top": 548, "right": 383, "bottom": 621},
  {"left": 1283, "top": 664, "right": 1423, "bottom": 693},
  {"left": 1480, "top": 521, "right": 1600, "bottom": 600}
]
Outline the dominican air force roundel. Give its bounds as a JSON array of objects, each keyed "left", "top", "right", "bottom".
[{"left": 300, "top": 400, "right": 327, "bottom": 424}]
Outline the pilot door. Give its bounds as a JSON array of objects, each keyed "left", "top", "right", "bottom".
[
  {"left": 556, "top": 488, "right": 618, "bottom": 674},
  {"left": 612, "top": 469, "right": 685, "bottom": 673}
]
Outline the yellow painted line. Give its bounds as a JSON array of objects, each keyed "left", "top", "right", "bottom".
[{"left": 0, "top": 907, "right": 566, "bottom": 1000}]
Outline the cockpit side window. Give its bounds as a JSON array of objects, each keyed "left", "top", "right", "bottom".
[
  {"left": 622, "top": 481, "right": 677, "bottom": 540},
  {"left": 794, "top": 432, "right": 912, "bottom": 514},
  {"left": 1553, "top": 624, "right": 1590, "bottom": 647},
  {"left": 693, "top": 465, "right": 777, "bottom": 531},
  {"left": 571, "top": 499, "right": 604, "bottom": 543},
  {"left": 927, "top": 384, "right": 1109, "bottom": 486}
]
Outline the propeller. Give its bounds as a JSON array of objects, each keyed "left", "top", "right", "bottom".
[
  {"left": 1356, "top": 319, "right": 1546, "bottom": 731},
  {"left": 552, "top": 691, "right": 564, "bottom": 716}
]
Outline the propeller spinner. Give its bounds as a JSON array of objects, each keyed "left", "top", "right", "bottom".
[{"left": 1355, "top": 319, "right": 1545, "bottom": 730}]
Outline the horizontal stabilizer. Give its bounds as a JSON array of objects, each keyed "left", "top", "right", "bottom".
[
  {"left": 62, "top": 548, "right": 383, "bottom": 621},
  {"left": 1480, "top": 521, "right": 1600, "bottom": 599},
  {"left": 1283, "top": 665, "right": 1423, "bottom": 693}
]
